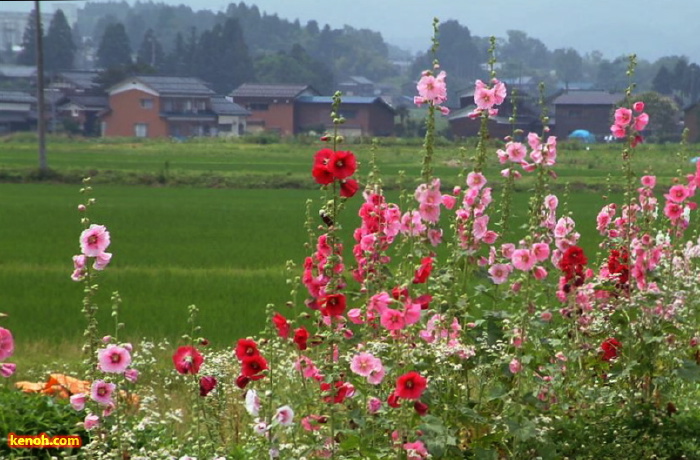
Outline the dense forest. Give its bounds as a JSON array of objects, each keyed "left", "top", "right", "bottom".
[{"left": 5, "top": 1, "right": 700, "bottom": 112}]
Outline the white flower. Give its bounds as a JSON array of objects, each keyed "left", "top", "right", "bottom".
[
  {"left": 274, "top": 405, "right": 294, "bottom": 426},
  {"left": 245, "top": 390, "right": 260, "bottom": 417}
]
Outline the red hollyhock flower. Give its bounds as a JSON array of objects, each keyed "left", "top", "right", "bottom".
[
  {"left": 327, "top": 150, "right": 357, "bottom": 180},
  {"left": 412, "top": 257, "right": 433, "bottom": 284},
  {"left": 293, "top": 327, "right": 309, "bottom": 351},
  {"left": 312, "top": 149, "right": 335, "bottom": 185},
  {"left": 241, "top": 354, "right": 268, "bottom": 377},
  {"left": 340, "top": 178, "right": 359, "bottom": 198},
  {"left": 172, "top": 345, "right": 204, "bottom": 375},
  {"left": 413, "top": 400, "right": 429, "bottom": 416},
  {"left": 415, "top": 294, "right": 432, "bottom": 310},
  {"left": 320, "top": 293, "right": 347, "bottom": 317},
  {"left": 235, "top": 375, "right": 250, "bottom": 389},
  {"left": 321, "top": 381, "right": 353, "bottom": 404},
  {"left": 395, "top": 371, "right": 427, "bottom": 400},
  {"left": 235, "top": 338, "right": 259, "bottom": 361},
  {"left": 560, "top": 246, "right": 587, "bottom": 269},
  {"left": 391, "top": 286, "right": 409, "bottom": 301},
  {"left": 601, "top": 338, "right": 622, "bottom": 361},
  {"left": 387, "top": 391, "right": 401, "bottom": 408},
  {"left": 272, "top": 312, "right": 290, "bottom": 339},
  {"left": 199, "top": 375, "right": 217, "bottom": 396}
]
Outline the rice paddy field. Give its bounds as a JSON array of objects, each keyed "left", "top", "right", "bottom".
[{"left": 0, "top": 134, "right": 695, "bottom": 366}]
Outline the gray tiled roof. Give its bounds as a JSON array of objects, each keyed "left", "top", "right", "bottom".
[
  {"left": 296, "top": 95, "right": 395, "bottom": 113},
  {"left": 0, "top": 91, "right": 36, "bottom": 104},
  {"left": 56, "top": 71, "right": 100, "bottom": 89},
  {"left": 554, "top": 90, "right": 625, "bottom": 105},
  {"left": 210, "top": 96, "right": 250, "bottom": 116},
  {"left": 230, "top": 83, "right": 314, "bottom": 98},
  {"left": 61, "top": 95, "right": 109, "bottom": 109},
  {"left": 136, "top": 76, "right": 215, "bottom": 96},
  {"left": 0, "top": 65, "right": 37, "bottom": 78}
]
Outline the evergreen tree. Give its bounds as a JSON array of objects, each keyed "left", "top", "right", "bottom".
[
  {"left": 652, "top": 66, "right": 673, "bottom": 95},
  {"left": 45, "top": 10, "right": 76, "bottom": 72},
  {"left": 553, "top": 48, "right": 583, "bottom": 90},
  {"left": 97, "top": 22, "right": 132, "bottom": 69},
  {"left": 136, "top": 29, "right": 164, "bottom": 70},
  {"left": 220, "top": 17, "right": 254, "bottom": 91},
  {"left": 16, "top": 9, "right": 40, "bottom": 66}
]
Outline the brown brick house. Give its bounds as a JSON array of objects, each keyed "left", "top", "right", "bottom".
[
  {"left": 230, "top": 83, "right": 319, "bottom": 136},
  {"left": 296, "top": 95, "right": 396, "bottom": 137},
  {"left": 100, "top": 76, "right": 248, "bottom": 138},
  {"left": 553, "top": 90, "right": 624, "bottom": 139}
]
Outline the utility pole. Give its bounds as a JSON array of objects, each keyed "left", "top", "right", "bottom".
[{"left": 35, "top": 0, "right": 48, "bottom": 173}]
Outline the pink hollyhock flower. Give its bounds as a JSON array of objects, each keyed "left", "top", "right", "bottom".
[
  {"left": 438, "top": 105, "right": 450, "bottom": 115},
  {"left": 70, "top": 393, "right": 86, "bottom": 411},
  {"left": 380, "top": 308, "right": 406, "bottom": 330},
  {"left": 173, "top": 345, "right": 204, "bottom": 375},
  {"left": 93, "top": 252, "right": 112, "bottom": 270},
  {"left": 253, "top": 421, "right": 269, "bottom": 436},
  {"left": 506, "top": 141, "right": 527, "bottom": 163},
  {"left": 544, "top": 194, "right": 559, "bottom": 210},
  {"left": 511, "top": 249, "right": 536, "bottom": 271},
  {"left": 245, "top": 389, "right": 261, "bottom": 416},
  {"left": 395, "top": 371, "right": 427, "bottom": 400},
  {"left": 664, "top": 202, "right": 683, "bottom": 220},
  {"left": 493, "top": 79, "right": 507, "bottom": 105},
  {"left": 466, "top": 171, "right": 487, "bottom": 189},
  {"left": 274, "top": 405, "right": 295, "bottom": 426},
  {"left": 441, "top": 194, "right": 456, "bottom": 210},
  {"left": 350, "top": 352, "right": 380, "bottom": 377},
  {"left": 90, "top": 380, "right": 116, "bottom": 406},
  {"left": 633, "top": 101, "right": 645, "bottom": 112},
  {"left": 416, "top": 72, "right": 447, "bottom": 105},
  {"left": 84, "top": 414, "right": 100, "bottom": 431},
  {"left": 533, "top": 266, "right": 548, "bottom": 280},
  {"left": 0, "top": 327, "right": 14, "bottom": 361},
  {"left": 301, "top": 415, "right": 326, "bottom": 431},
  {"left": 527, "top": 132, "right": 541, "bottom": 150},
  {"left": 509, "top": 358, "right": 522, "bottom": 374},
  {"left": 474, "top": 80, "right": 496, "bottom": 109},
  {"left": 665, "top": 185, "right": 690, "bottom": 203},
  {"left": 614, "top": 107, "right": 633, "bottom": 127},
  {"left": 610, "top": 124, "right": 626, "bottom": 138},
  {"left": 347, "top": 308, "right": 364, "bottom": 324},
  {"left": 97, "top": 344, "right": 132, "bottom": 374},
  {"left": 634, "top": 112, "right": 649, "bottom": 131},
  {"left": 0, "top": 363, "right": 16, "bottom": 377},
  {"left": 199, "top": 375, "right": 217, "bottom": 396},
  {"left": 414, "top": 96, "right": 426, "bottom": 106},
  {"left": 73, "top": 254, "right": 86, "bottom": 270},
  {"left": 541, "top": 311, "right": 553, "bottom": 322},
  {"left": 124, "top": 368, "right": 139, "bottom": 383},
  {"left": 79, "top": 224, "right": 111, "bottom": 257},
  {"left": 641, "top": 175, "right": 656, "bottom": 188},
  {"left": 427, "top": 228, "right": 443, "bottom": 247},
  {"left": 532, "top": 243, "right": 550, "bottom": 262},
  {"left": 488, "top": 263, "right": 512, "bottom": 285},
  {"left": 404, "top": 440, "right": 429, "bottom": 460},
  {"left": 295, "top": 356, "right": 322, "bottom": 380},
  {"left": 368, "top": 396, "right": 382, "bottom": 414},
  {"left": 367, "top": 363, "right": 386, "bottom": 385}
]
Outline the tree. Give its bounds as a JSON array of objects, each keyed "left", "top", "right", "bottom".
[
  {"left": 97, "top": 22, "right": 132, "bottom": 69},
  {"left": 634, "top": 91, "right": 681, "bottom": 141},
  {"left": 652, "top": 66, "right": 673, "bottom": 95},
  {"left": 16, "top": 9, "right": 39, "bottom": 66},
  {"left": 136, "top": 29, "right": 165, "bottom": 70},
  {"left": 45, "top": 9, "right": 76, "bottom": 72},
  {"left": 553, "top": 48, "right": 583, "bottom": 90}
]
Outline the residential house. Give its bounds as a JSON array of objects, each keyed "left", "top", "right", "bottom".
[
  {"left": 449, "top": 86, "right": 542, "bottom": 140},
  {"left": 296, "top": 96, "right": 395, "bottom": 137},
  {"left": 100, "top": 76, "right": 248, "bottom": 138},
  {"left": 210, "top": 96, "right": 250, "bottom": 137},
  {"left": 0, "top": 64, "right": 37, "bottom": 89},
  {"left": 553, "top": 90, "right": 624, "bottom": 139},
  {"left": 0, "top": 90, "right": 35, "bottom": 134},
  {"left": 57, "top": 94, "right": 108, "bottom": 136},
  {"left": 49, "top": 71, "right": 101, "bottom": 95},
  {"left": 684, "top": 102, "right": 700, "bottom": 143},
  {"left": 337, "top": 76, "right": 376, "bottom": 97},
  {"left": 230, "top": 83, "right": 318, "bottom": 136}
]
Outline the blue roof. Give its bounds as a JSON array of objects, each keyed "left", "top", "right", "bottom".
[{"left": 297, "top": 95, "right": 394, "bottom": 112}]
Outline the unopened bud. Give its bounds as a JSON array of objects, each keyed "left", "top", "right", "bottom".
[{"left": 78, "top": 204, "right": 86, "bottom": 212}]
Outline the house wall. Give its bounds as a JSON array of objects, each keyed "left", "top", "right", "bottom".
[
  {"left": 296, "top": 102, "right": 394, "bottom": 137},
  {"left": 555, "top": 104, "right": 613, "bottom": 139},
  {"left": 217, "top": 114, "right": 245, "bottom": 137},
  {"left": 102, "top": 89, "right": 167, "bottom": 138},
  {"left": 368, "top": 104, "right": 395, "bottom": 136},
  {"left": 233, "top": 96, "right": 295, "bottom": 136},
  {"left": 685, "top": 106, "right": 700, "bottom": 143}
]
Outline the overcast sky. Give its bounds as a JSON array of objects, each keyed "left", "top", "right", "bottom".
[{"left": 5, "top": 0, "right": 700, "bottom": 62}]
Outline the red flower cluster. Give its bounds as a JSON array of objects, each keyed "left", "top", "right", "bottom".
[
  {"left": 412, "top": 257, "right": 433, "bottom": 284},
  {"left": 559, "top": 245, "right": 587, "bottom": 290},
  {"left": 320, "top": 380, "right": 354, "bottom": 404},
  {"left": 387, "top": 371, "right": 429, "bottom": 416},
  {"left": 312, "top": 148, "right": 359, "bottom": 198},
  {"left": 234, "top": 338, "right": 267, "bottom": 388},
  {"left": 607, "top": 249, "right": 629, "bottom": 290},
  {"left": 172, "top": 345, "right": 204, "bottom": 375},
  {"left": 601, "top": 338, "right": 622, "bottom": 361},
  {"left": 320, "top": 293, "right": 347, "bottom": 317},
  {"left": 271, "top": 312, "right": 310, "bottom": 351},
  {"left": 199, "top": 375, "right": 217, "bottom": 396}
]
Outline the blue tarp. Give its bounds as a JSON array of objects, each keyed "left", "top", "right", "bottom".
[{"left": 568, "top": 129, "right": 596, "bottom": 143}]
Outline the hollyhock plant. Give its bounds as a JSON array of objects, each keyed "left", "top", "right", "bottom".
[
  {"left": 97, "top": 344, "right": 132, "bottom": 374},
  {"left": 272, "top": 312, "right": 290, "bottom": 338},
  {"left": 70, "top": 393, "right": 86, "bottom": 411},
  {"left": 601, "top": 338, "right": 622, "bottom": 361},
  {"left": 273, "top": 405, "right": 295, "bottom": 426},
  {"left": 327, "top": 150, "right": 357, "bottom": 180},
  {"left": 293, "top": 327, "right": 309, "bottom": 350},
  {"left": 199, "top": 375, "right": 217, "bottom": 396},
  {"left": 79, "top": 224, "right": 111, "bottom": 257},
  {"left": 235, "top": 338, "right": 259, "bottom": 360},
  {"left": 240, "top": 354, "right": 268, "bottom": 378},
  {"left": 245, "top": 389, "right": 261, "bottom": 416},
  {"left": 173, "top": 345, "right": 204, "bottom": 375},
  {"left": 395, "top": 371, "right": 427, "bottom": 400},
  {"left": 0, "top": 327, "right": 14, "bottom": 361},
  {"left": 84, "top": 414, "right": 100, "bottom": 431}
]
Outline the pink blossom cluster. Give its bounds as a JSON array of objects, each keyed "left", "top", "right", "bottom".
[
  {"left": 302, "top": 233, "right": 345, "bottom": 307},
  {"left": 610, "top": 101, "right": 649, "bottom": 146},
  {"left": 349, "top": 351, "right": 386, "bottom": 384},
  {"left": 455, "top": 172, "right": 498, "bottom": 253},
  {"left": 352, "top": 192, "right": 401, "bottom": 284},
  {"left": 72, "top": 224, "right": 112, "bottom": 281},
  {"left": 468, "top": 78, "right": 507, "bottom": 118},
  {"left": 419, "top": 314, "right": 476, "bottom": 359},
  {"left": 0, "top": 326, "right": 15, "bottom": 378},
  {"left": 347, "top": 289, "right": 425, "bottom": 334},
  {"left": 496, "top": 133, "right": 557, "bottom": 179},
  {"left": 414, "top": 68, "right": 449, "bottom": 115}
]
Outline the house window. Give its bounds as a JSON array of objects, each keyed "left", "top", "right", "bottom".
[
  {"left": 249, "top": 103, "right": 269, "bottom": 111},
  {"left": 140, "top": 98, "right": 153, "bottom": 109},
  {"left": 134, "top": 123, "right": 149, "bottom": 138}
]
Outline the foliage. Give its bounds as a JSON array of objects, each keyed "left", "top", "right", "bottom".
[
  {"left": 15, "top": 9, "right": 39, "bottom": 66},
  {"left": 634, "top": 91, "right": 682, "bottom": 141},
  {"left": 96, "top": 22, "right": 133, "bottom": 69},
  {"left": 136, "top": 29, "right": 165, "bottom": 71},
  {"left": 45, "top": 9, "right": 76, "bottom": 73}
]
